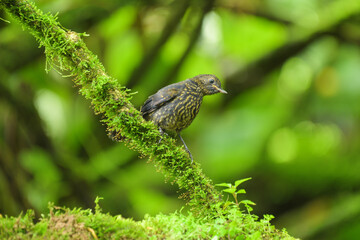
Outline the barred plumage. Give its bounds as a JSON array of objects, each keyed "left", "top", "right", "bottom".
[{"left": 141, "top": 74, "right": 227, "bottom": 162}]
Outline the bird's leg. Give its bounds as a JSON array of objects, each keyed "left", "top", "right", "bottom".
[
  {"left": 178, "top": 133, "right": 193, "bottom": 163},
  {"left": 158, "top": 127, "right": 168, "bottom": 143}
]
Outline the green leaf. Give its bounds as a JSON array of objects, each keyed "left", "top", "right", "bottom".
[
  {"left": 236, "top": 189, "right": 246, "bottom": 194},
  {"left": 234, "top": 178, "right": 252, "bottom": 188},
  {"left": 215, "top": 183, "right": 232, "bottom": 188},
  {"left": 223, "top": 188, "right": 236, "bottom": 194},
  {"left": 240, "top": 200, "right": 256, "bottom": 205}
]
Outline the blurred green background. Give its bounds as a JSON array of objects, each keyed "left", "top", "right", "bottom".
[{"left": 1, "top": 0, "right": 360, "bottom": 239}]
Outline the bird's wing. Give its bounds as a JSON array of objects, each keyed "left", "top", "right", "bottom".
[{"left": 141, "top": 82, "right": 185, "bottom": 117}]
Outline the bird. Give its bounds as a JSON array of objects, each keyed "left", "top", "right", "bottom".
[{"left": 140, "top": 74, "right": 227, "bottom": 162}]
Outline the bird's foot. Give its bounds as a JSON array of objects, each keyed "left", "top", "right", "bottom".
[
  {"left": 158, "top": 128, "right": 168, "bottom": 143},
  {"left": 185, "top": 148, "right": 193, "bottom": 163}
]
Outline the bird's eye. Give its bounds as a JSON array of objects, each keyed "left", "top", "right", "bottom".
[{"left": 209, "top": 79, "right": 215, "bottom": 84}]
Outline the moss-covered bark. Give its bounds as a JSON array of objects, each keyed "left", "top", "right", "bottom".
[
  {"left": 0, "top": 0, "right": 221, "bottom": 213},
  {"left": 0, "top": 203, "right": 298, "bottom": 239}
]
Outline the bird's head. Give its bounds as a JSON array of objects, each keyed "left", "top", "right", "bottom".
[{"left": 193, "top": 74, "right": 227, "bottom": 95}]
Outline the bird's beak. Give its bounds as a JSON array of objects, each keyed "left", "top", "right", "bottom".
[{"left": 213, "top": 85, "right": 228, "bottom": 94}]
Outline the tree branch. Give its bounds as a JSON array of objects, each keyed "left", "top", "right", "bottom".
[{"left": 0, "top": 0, "right": 221, "bottom": 213}]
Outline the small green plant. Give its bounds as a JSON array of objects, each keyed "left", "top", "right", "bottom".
[{"left": 216, "top": 177, "right": 256, "bottom": 213}]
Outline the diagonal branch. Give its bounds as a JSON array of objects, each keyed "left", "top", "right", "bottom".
[{"left": 0, "top": 0, "right": 221, "bottom": 214}]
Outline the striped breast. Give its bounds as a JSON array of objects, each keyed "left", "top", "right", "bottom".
[{"left": 151, "top": 81, "right": 203, "bottom": 132}]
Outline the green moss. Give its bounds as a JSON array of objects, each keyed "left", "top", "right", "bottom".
[{"left": 0, "top": 203, "right": 297, "bottom": 240}]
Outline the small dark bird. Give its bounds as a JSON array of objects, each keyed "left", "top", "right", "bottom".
[{"left": 141, "top": 74, "right": 227, "bottom": 162}]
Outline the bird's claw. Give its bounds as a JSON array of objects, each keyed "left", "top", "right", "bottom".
[
  {"left": 158, "top": 127, "right": 168, "bottom": 143},
  {"left": 185, "top": 148, "right": 193, "bottom": 163}
]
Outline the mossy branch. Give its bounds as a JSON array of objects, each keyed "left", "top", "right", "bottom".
[{"left": 0, "top": 0, "right": 221, "bottom": 213}]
